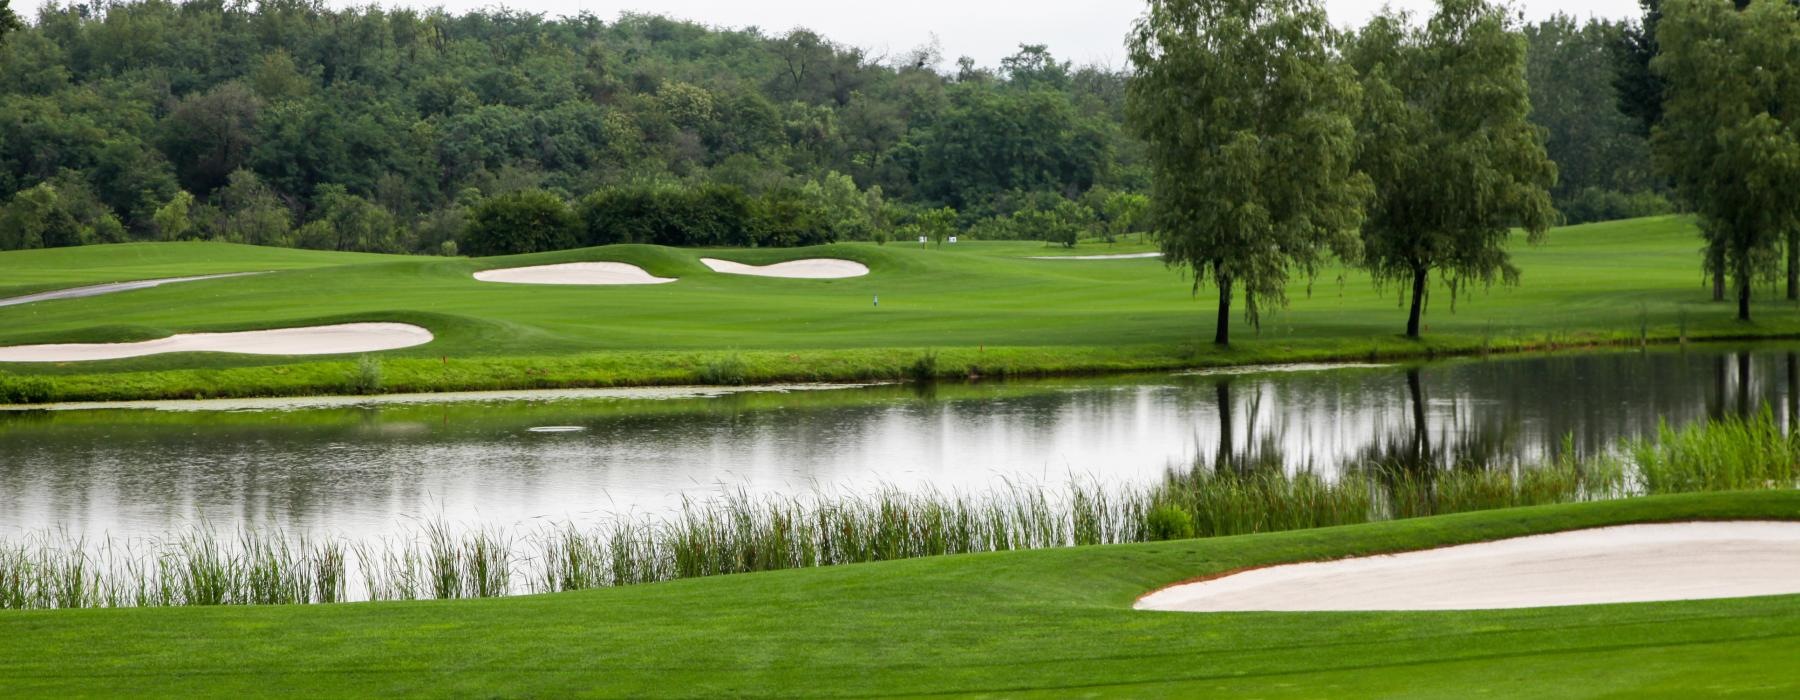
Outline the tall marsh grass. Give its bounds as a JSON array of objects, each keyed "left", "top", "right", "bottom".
[
  {"left": 0, "top": 527, "right": 346, "bottom": 609},
  {"left": 3, "top": 411, "right": 1796, "bottom": 609},
  {"left": 1632, "top": 407, "right": 1800, "bottom": 494}
]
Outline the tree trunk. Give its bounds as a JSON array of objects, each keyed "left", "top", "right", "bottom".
[
  {"left": 1406, "top": 367, "right": 1429, "bottom": 468},
  {"left": 1405, "top": 267, "right": 1427, "bottom": 338},
  {"left": 1710, "top": 355, "right": 1729, "bottom": 420},
  {"left": 1738, "top": 351, "right": 1753, "bottom": 417},
  {"left": 1787, "top": 352, "right": 1797, "bottom": 433},
  {"left": 1214, "top": 274, "right": 1232, "bottom": 347},
  {"left": 1739, "top": 277, "right": 1752, "bottom": 321},
  {"left": 1713, "top": 259, "right": 1726, "bottom": 301},
  {"left": 1214, "top": 379, "right": 1234, "bottom": 471},
  {"left": 1788, "top": 230, "right": 1798, "bottom": 301}
]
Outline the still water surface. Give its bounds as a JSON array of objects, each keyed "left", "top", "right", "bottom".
[{"left": 2, "top": 344, "right": 1796, "bottom": 541}]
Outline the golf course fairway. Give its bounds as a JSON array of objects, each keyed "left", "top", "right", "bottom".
[
  {"left": 4, "top": 215, "right": 1800, "bottom": 403},
  {"left": 2, "top": 492, "right": 1799, "bottom": 697}
]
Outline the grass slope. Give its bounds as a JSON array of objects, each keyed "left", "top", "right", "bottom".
[
  {"left": 0, "top": 242, "right": 413, "bottom": 298},
  {"left": 4, "top": 216, "right": 1800, "bottom": 401},
  {"left": 3, "top": 492, "right": 1799, "bottom": 697}
]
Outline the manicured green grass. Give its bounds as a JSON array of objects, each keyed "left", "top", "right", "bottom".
[
  {"left": 3, "top": 491, "right": 1799, "bottom": 697},
  {"left": 4, "top": 215, "right": 1799, "bottom": 402},
  {"left": 0, "top": 242, "right": 413, "bottom": 298}
]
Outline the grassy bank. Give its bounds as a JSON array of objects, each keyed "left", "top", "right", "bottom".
[
  {"left": 2, "top": 491, "right": 1799, "bottom": 696},
  {"left": 6, "top": 215, "right": 1800, "bottom": 403}
]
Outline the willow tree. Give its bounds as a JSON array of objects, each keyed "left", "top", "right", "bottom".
[
  {"left": 1126, "top": 0, "right": 1369, "bottom": 346},
  {"left": 1346, "top": 0, "right": 1557, "bottom": 339},
  {"left": 1653, "top": 0, "right": 1800, "bottom": 321}
]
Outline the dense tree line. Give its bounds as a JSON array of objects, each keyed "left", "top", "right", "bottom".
[
  {"left": 1525, "top": 14, "right": 1669, "bottom": 224},
  {"left": 0, "top": 1, "right": 1678, "bottom": 255},
  {"left": 0, "top": 1, "right": 1139, "bottom": 252}
]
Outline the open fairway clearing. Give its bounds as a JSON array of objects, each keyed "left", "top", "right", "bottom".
[
  {"left": 1137, "top": 521, "right": 1800, "bottom": 612},
  {"left": 472, "top": 261, "right": 675, "bottom": 285},
  {"left": 0, "top": 322, "right": 432, "bottom": 362},
  {"left": 700, "top": 256, "right": 870, "bottom": 278}
]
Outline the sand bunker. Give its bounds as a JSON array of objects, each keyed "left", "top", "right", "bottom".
[
  {"left": 1179, "top": 362, "right": 1393, "bottom": 377},
  {"left": 701, "top": 258, "right": 869, "bottom": 279},
  {"left": 0, "top": 272, "right": 265, "bottom": 309},
  {"left": 1029, "top": 252, "right": 1162, "bottom": 260},
  {"left": 474, "top": 262, "right": 675, "bottom": 285},
  {"left": 1135, "top": 521, "right": 1800, "bottom": 612},
  {"left": 0, "top": 323, "right": 433, "bottom": 362}
]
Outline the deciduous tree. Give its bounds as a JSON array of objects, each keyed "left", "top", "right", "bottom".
[
  {"left": 1652, "top": 0, "right": 1800, "bottom": 321},
  {"left": 1127, "top": 0, "right": 1369, "bottom": 346},
  {"left": 152, "top": 191, "right": 195, "bottom": 241},
  {"left": 1347, "top": 0, "right": 1558, "bottom": 338}
]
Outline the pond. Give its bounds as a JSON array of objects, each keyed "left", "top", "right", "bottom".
[{"left": 2, "top": 343, "right": 1796, "bottom": 542}]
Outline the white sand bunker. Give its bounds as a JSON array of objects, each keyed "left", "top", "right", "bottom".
[
  {"left": 701, "top": 258, "right": 869, "bottom": 279},
  {"left": 1136, "top": 521, "right": 1800, "bottom": 612},
  {"left": 0, "top": 323, "right": 433, "bottom": 362},
  {"left": 1180, "top": 362, "right": 1393, "bottom": 377},
  {"left": 474, "top": 262, "right": 675, "bottom": 285},
  {"left": 1029, "top": 252, "right": 1162, "bottom": 260}
]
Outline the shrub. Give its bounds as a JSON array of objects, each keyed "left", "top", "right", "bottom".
[
  {"left": 580, "top": 184, "right": 755, "bottom": 247},
  {"left": 351, "top": 356, "right": 384, "bottom": 395},
  {"left": 1558, "top": 188, "right": 1674, "bottom": 225},
  {"left": 579, "top": 184, "right": 838, "bottom": 248},
  {"left": 905, "top": 351, "right": 939, "bottom": 383},
  {"left": 1143, "top": 503, "right": 1195, "bottom": 541},
  {"left": 0, "top": 375, "right": 56, "bottom": 404},
  {"left": 749, "top": 186, "right": 835, "bottom": 247},
  {"left": 459, "top": 190, "right": 580, "bottom": 256},
  {"left": 697, "top": 354, "right": 748, "bottom": 385}
]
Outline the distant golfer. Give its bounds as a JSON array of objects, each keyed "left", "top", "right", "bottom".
[{"left": 873, "top": 294, "right": 879, "bottom": 307}]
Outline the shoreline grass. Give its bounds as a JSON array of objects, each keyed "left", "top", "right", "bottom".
[
  {"left": 7, "top": 328, "right": 1800, "bottom": 406},
  {"left": 3, "top": 410, "right": 1793, "bottom": 610}
]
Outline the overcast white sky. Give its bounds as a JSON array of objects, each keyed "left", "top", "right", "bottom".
[{"left": 364, "top": 0, "right": 1644, "bottom": 68}]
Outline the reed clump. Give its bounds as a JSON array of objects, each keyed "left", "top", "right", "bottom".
[
  {"left": 697, "top": 354, "right": 749, "bottom": 385},
  {"left": 1631, "top": 408, "right": 1800, "bottom": 494},
  {"left": 351, "top": 355, "right": 384, "bottom": 395}
]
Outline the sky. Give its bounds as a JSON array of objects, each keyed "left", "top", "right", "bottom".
[{"left": 362, "top": 0, "right": 1647, "bottom": 69}]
